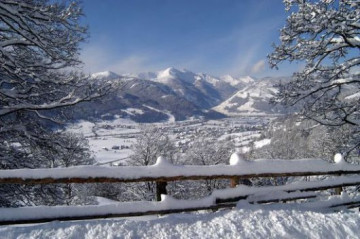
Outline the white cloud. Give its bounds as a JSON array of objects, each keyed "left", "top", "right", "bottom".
[
  {"left": 216, "top": 16, "right": 283, "bottom": 77},
  {"left": 80, "top": 44, "right": 158, "bottom": 74},
  {"left": 109, "top": 55, "right": 150, "bottom": 74},
  {"left": 251, "top": 60, "right": 266, "bottom": 74},
  {"left": 81, "top": 45, "right": 110, "bottom": 74},
  {"left": 229, "top": 44, "right": 261, "bottom": 76}
]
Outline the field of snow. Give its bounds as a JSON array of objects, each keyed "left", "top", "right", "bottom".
[
  {"left": 1, "top": 203, "right": 359, "bottom": 238},
  {"left": 89, "top": 137, "right": 134, "bottom": 165},
  {"left": 65, "top": 116, "right": 269, "bottom": 165},
  {"left": 3, "top": 117, "right": 359, "bottom": 238},
  {"left": 66, "top": 118, "right": 139, "bottom": 164}
]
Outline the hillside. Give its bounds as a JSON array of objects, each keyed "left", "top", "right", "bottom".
[
  {"left": 213, "top": 77, "right": 291, "bottom": 116},
  {"left": 72, "top": 69, "right": 291, "bottom": 123}
]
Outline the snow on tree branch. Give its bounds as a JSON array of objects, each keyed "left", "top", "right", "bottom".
[
  {"left": 0, "top": 0, "right": 116, "bottom": 118},
  {"left": 268, "top": 0, "right": 360, "bottom": 154},
  {"left": 0, "top": 0, "right": 117, "bottom": 206}
]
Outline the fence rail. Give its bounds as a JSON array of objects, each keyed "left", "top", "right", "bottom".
[
  {"left": 1, "top": 156, "right": 360, "bottom": 184},
  {"left": 1, "top": 154, "right": 360, "bottom": 225}
]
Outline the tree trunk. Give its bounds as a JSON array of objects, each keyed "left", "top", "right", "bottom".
[{"left": 156, "top": 181, "right": 167, "bottom": 201}]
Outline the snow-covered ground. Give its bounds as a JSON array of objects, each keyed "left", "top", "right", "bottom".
[
  {"left": 3, "top": 117, "right": 359, "bottom": 238},
  {"left": 66, "top": 118, "right": 138, "bottom": 164},
  {"left": 1, "top": 203, "right": 359, "bottom": 239},
  {"left": 65, "top": 116, "right": 268, "bottom": 165}
]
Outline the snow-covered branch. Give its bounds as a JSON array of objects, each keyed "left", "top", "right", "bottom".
[{"left": 268, "top": 0, "right": 360, "bottom": 153}]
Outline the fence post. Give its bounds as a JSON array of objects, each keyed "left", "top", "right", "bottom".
[
  {"left": 334, "top": 154, "right": 344, "bottom": 195},
  {"left": 229, "top": 153, "right": 243, "bottom": 188},
  {"left": 334, "top": 173, "right": 343, "bottom": 195},
  {"left": 156, "top": 181, "right": 167, "bottom": 201},
  {"left": 230, "top": 177, "right": 239, "bottom": 188},
  {"left": 154, "top": 156, "right": 170, "bottom": 201},
  {"left": 334, "top": 186, "right": 343, "bottom": 195}
]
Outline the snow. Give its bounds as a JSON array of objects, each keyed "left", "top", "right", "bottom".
[
  {"left": 254, "top": 138, "right": 271, "bottom": 148},
  {"left": 2, "top": 174, "right": 360, "bottom": 224},
  {"left": 156, "top": 67, "right": 196, "bottom": 85},
  {"left": 122, "top": 108, "right": 144, "bottom": 116},
  {"left": 2, "top": 158, "right": 360, "bottom": 181},
  {"left": 96, "top": 197, "right": 120, "bottom": 205},
  {"left": 1, "top": 202, "right": 360, "bottom": 238},
  {"left": 65, "top": 120, "right": 96, "bottom": 137},
  {"left": 153, "top": 156, "right": 173, "bottom": 167},
  {"left": 143, "top": 105, "right": 176, "bottom": 123},
  {"left": 157, "top": 67, "right": 176, "bottom": 80},
  {"left": 237, "top": 99, "right": 257, "bottom": 112},
  {"left": 240, "top": 146, "right": 251, "bottom": 153},
  {"left": 66, "top": 119, "right": 138, "bottom": 163},
  {"left": 220, "top": 75, "right": 254, "bottom": 86},
  {"left": 129, "top": 82, "right": 138, "bottom": 88},
  {"left": 334, "top": 153, "right": 345, "bottom": 164},
  {"left": 90, "top": 71, "right": 120, "bottom": 80},
  {"left": 213, "top": 175, "right": 360, "bottom": 201},
  {"left": 246, "top": 190, "right": 316, "bottom": 203},
  {"left": 0, "top": 195, "right": 214, "bottom": 223},
  {"left": 345, "top": 92, "right": 360, "bottom": 100},
  {"left": 89, "top": 137, "right": 134, "bottom": 164},
  {"left": 213, "top": 78, "right": 281, "bottom": 116},
  {"left": 229, "top": 153, "right": 246, "bottom": 166}
]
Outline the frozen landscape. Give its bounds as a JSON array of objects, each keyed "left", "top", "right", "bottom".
[
  {"left": 1, "top": 0, "right": 360, "bottom": 238},
  {"left": 1, "top": 116, "right": 360, "bottom": 238},
  {"left": 65, "top": 116, "right": 268, "bottom": 165}
]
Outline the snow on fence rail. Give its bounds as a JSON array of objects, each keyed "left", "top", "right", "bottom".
[
  {"left": 1, "top": 154, "right": 360, "bottom": 184},
  {"left": 1, "top": 153, "right": 360, "bottom": 225},
  {"left": 1, "top": 176, "right": 360, "bottom": 225}
]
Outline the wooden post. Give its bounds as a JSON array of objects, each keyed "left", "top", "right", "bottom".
[
  {"left": 230, "top": 177, "right": 239, "bottom": 188},
  {"left": 334, "top": 187, "right": 343, "bottom": 195},
  {"left": 156, "top": 181, "right": 168, "bottom": 201},
  {"left": 335, "top": 173, "right": 343, "bottom": 195},
  {"left": 334, "top": 155, "right": 344, "bottom": 195}
]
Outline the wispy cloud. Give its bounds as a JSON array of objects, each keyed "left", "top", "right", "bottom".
[
  {"left": 217, "top": 16, "right": 282, "bottom": 77},
  {"left": 80, "top": 9, "right": 286, "bottom": 77},
  {"left": 81, "top": 44, "right": 159, "bottom": 74},
  {"left": 81, "top": 44, "right": 110, "bottom": 74},
  {"left": 251, "top": 60, "right": 266, "bottom": 74},
  {"left": 108, "top": 55, "right": 150, "bottom": 74}
]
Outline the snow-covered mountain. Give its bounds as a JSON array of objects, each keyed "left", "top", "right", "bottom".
[
  {"left": 137, "top": 67, "right": 241, "bottom": 108},
  {"left": 74, "top": 68, "right": 291, "bottom": 122},
  {"left": 90, "top": 71, "right": 122, "bottom": 81},
  {"left": 213, "top": 77, "right": 291, "bottom": 116},
  {"left": 220, "top": 74, "right": 255, "bottom": 88}
]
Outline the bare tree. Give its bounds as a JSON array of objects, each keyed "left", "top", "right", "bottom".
[
  {"left": 0, "top": 132, "right": 96, "bottom": 207},
  {"left": 130, "top": 125, "right": 177, "bottom": 166},
  {"left": 268, "top": 0, "right": 360, "bottom": 156},
  {"left": 0, "top": 0, "right": 113, "bottom": 207},
  {"left": 0, "top": 0, "right": 114, "bottom": 168},
  {"left": 176, "top": 137, "right": 234, "bottom": 198},
  {"left": 251, "top": 115, "right": 331, "bottom": 159},
  {"left": 129, "top": 125, "right": 177, "bottom": 201},
  {"left": 0, "top": 0, "right": 111, "bottom": 118}
]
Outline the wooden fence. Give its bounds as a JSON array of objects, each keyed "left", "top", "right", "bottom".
[{"left": 1, "top": 154, "right": 360, "bottom": 225}]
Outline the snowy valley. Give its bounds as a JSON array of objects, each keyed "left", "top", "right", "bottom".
[
  {"left": 76, "top": 67, "right": 289, "bottom": 123},
  {"left": 1, "top": 0, "right": 360, "bottom": 238}
]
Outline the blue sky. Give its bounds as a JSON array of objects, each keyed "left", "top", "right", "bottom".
[{"left": 81, "top": 0, "right": 299, "bottom": 77}]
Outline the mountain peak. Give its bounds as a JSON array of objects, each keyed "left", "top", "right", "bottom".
[
  {"left": 91, "top": 71, "right": 120, "bottom": 80},
  {"left": 155, "top": 67, "right": 198, "bottom": 84},
  {"left": 239, "top": 76, "right": 255, "bottom": 83},
  {"left": 220, "top": 75, "right": 255, "bottom": 87},
  {"left": 158, "top": 67, "right": 178, "bottom": 79}
]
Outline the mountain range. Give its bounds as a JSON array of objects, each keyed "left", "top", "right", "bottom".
[{"left": 73, "top": 68, "right": 290, "bottom": 122}]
